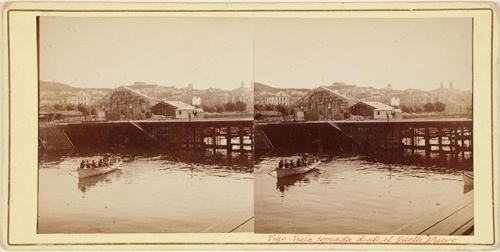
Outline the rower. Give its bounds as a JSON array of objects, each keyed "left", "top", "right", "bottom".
[
  {"left": 80, "top": 160, "right": 85, "bottom": 169},
  {"left": 278, "top": 160, "right": 284, "bottom": 169}
]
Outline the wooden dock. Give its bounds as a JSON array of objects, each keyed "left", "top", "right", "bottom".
[
  {"left": 39, "top": 125, "right": 75, "bottom": 152},
  {"left": 54, "top": 119, "right": 254, "bottom": 156},
  {"left": 392, "top": 190, "right": 474, "bottom": 235},
  {"left": 256, "top": 119, "right": 473, "bottom": 162}
]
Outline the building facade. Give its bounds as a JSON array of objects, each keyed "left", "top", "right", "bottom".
[
  {"left": 60, "top": 91, "right": 94, "bottom": 106},
  {"left": 151, "top": 101, "right": 201, "bottom": 119},
  {"left": 350, "top": 101, "right": 402, "bottom": 120},
  {"left": 99, "top": 86, "right": 153, "bottom": 120},
  {"left": 297, "top": 86, "right": 355, "bottom": 120},
  {"left": 264, "top": 91, "right": 291, "bottom": 106},
  {"left": 227, "top": 82, "right": 253, "bottom": 112}
]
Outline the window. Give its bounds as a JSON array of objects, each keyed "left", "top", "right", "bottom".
[
  {"left": 178, "top": 111, "right": 182, "bottom": 115},
  {"left": 377, "top": 111, "right": 380, "bottom": 115}
]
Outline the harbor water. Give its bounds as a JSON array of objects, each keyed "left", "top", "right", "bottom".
[
  {"left": 255, "top": 154, "right": 469, "bottom": 234},
  {"left": 38, "top": 152, "right": 253, "bottom": 233}
]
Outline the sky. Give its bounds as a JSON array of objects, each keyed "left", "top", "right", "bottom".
[
  {"left": 254, "top": 18, "right": 472, "bottom": 91},
  {"left": 40, "top": 17, "right": 472, "bottom": 91},
  {"left": 40, "top": 17, "right": 254, "bottom": 90}
]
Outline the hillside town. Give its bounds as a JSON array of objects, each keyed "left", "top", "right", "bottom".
[
  {"left": 39, "top": 80, "right": 253, "bottom": 122},
  {"left": 254, "top": 81, "right": 472, "bottom": 121}
]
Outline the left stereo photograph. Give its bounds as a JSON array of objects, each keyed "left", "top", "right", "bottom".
[{"left": 37, "top": 16, "right": 255, "bottom": 234}]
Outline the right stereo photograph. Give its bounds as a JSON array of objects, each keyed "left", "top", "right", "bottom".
[{"left": 253, "top": 18, "right": 473, "bottom": 235}]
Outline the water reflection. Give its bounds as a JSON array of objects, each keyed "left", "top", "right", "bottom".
[
  {"left": 77, "top": 170, "right": 123, "bottom": 193},
  {"left": 255, "top": 153, "right": 468, "bottom": 234},
  {"left": 276, "top": 170, "right": 320, "bottom": 195},
  {"left": 38, "top": 150, "right": 253, "bottom": 233}
]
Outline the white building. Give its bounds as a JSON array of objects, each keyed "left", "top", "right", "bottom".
[
  {"left": 151, "top": 100, "right": 201, "bottom": 119},
  {"left": 350, "top": 101, "right": 402, "bottom": 120},
  {"left": 265, "top": 91, "right": 290, "bottom": 106},
  {"left": 390, "top": 97, "right": 400, "bottom": 107},
  {"left": 60, "top": 91, "right": 94, "bottom": 106},
  {"left": 191, "top": 96, "right": 202, "bottom": 106}
]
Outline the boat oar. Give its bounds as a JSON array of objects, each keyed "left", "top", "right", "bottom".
[{"left": 267, "top": 168, "right": 277, "bottom": 178}]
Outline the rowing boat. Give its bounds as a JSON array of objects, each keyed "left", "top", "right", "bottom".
[
  {"left": 276, "top": 160, "right": 321, "bottom": 179},
  {"left": 77, "top": 159, "right": 122, "bottom": 179}
]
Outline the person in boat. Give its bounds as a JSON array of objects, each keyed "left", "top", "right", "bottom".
[
  {"left": 98, "top": 159, "right": 103, "bottom": 167},
  {"left": 278, "top": 160, "right": 284, "bottom": 169},
  {"left": 85, "top": 160, "right": 91, "bottom": 169},
  {"left": 91, "top": 160, "right": 97, "bottom": 168},
  {"left": 297, "top": 158, "right": 302, "bottom": 167},
  {"left": 284, "top": 160, "right": 289, "bottom": 169},
  {"left": 80, "top": 160, "right": 85, "bottom": 169},
  {"left": 290, "top": 160, "right": 295, "bottom": 168},
  {"left": 103, "top": 155, "right": 109, "bottom": 166}
]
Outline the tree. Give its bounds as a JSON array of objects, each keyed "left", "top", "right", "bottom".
[
  {"left": 276, "top": 105, "right": 290, "bottom": 121},
  {"left": 53, "top": 104, "right": 64, "bottom": 110},
  {"left": 202, "top": 104, "right": 215, "bottom": 113},
  {"left": 265, "top": 104, "right": 275, "bottom": 111},
  {"left": 77, "top": 104, "right": 89, "bottom": 116},
  {"left": 224, "top": 102, "right": 237, "bottom": 112},
  {"left": 434, "top": 102, "right": 446, "bottom": 112},
  {"left": 254, "top": 113, "right": 263, "bottom": 120},
  {"left": 65, "top": 104, "right": 76, "bottom": 111},
  {"left": 423, "top": 103, "right": 435, "bottom": 112},
  {"left": 215, "top": 105, "right": 225, "bottom": 113},
  {"left": 234, "top": 101, "right": 247, "bottom": 112},
  {"left": 414, "top": 106, "right": 423, "bottom": 113},
  {"left": 254, "top": 104, "right": 265, "bottom": 111},
  {"left": 400, "top": 105, "right": 411, "bottom": 113}
]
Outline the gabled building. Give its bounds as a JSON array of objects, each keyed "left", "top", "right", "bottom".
[
  {"left": 350, "top": 101, "right": 402, "bottom": 120},
  {"left": 151, "top": 100, "right": 202, "bottom": 119},
  {"left": 98, "top": 86, "right": 154, "bottom": 120},
  {"left": 296, "top": 86, "right": 355, "bottom": 120}
]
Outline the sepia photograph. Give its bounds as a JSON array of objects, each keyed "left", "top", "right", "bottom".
[
  {"left": 3, "top": 1, "right": 496, "bottom": 248},
  {"left": 37, "top": 17, "right": 254, "bottom": 233},
  {"left": 253, "top": 18, "right": 474, "bottom": 235}
]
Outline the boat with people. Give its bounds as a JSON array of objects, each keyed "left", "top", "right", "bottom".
[
  {"left": 275, "top": 156, "right": 321, "bottom": 179},
  {"left": 77, "top": 155, "right": 122, "bottom": 179}
]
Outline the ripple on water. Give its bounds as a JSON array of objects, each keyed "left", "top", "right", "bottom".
[
  {"left": 255, "top": 154, "right": 467, "bottom": 234},
  {"left": 38, "top": 154, "right": 253, "bottom": 233}
]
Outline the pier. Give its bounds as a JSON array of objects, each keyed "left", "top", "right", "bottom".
[
  {"left": 256, "top": 119, "right": 472, "bottom": 161},
  {"left": 39, "top": 119, "right": 254, "bottom": 157}
]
